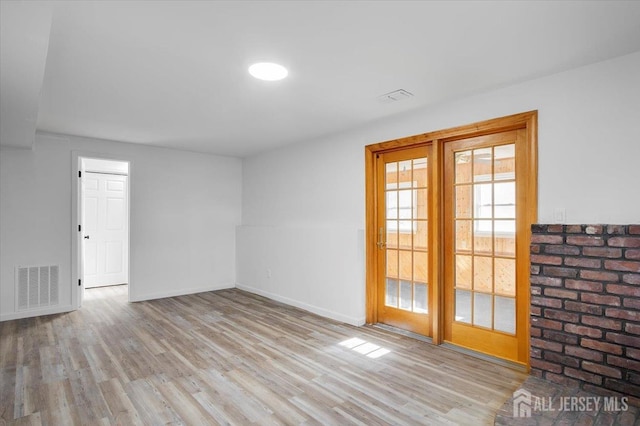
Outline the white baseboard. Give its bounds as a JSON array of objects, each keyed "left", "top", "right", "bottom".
[
  {"left": 0, "top": 284, "right": 365, "bottom": 327},
  {"left": 0, "top": 304, "right": 74, "bottom": 322},
  {"left": 236, "top": 283, "right": 366, "bottom": 327},
  {"left": 130, "top": 282, "right": 235, "bottom": 302}
]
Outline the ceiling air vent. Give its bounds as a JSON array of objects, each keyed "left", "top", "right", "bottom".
[{"left": 377, "top": 89, "right": 414, "bottom": 104}]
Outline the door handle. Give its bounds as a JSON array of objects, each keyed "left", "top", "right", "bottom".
[
  {"left": 84, "top": 235, "right": 90, "bottom": 239},
  {"left": 377, "top": 227, "right": 386, "bottom": 249}
]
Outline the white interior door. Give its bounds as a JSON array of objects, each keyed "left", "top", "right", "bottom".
[{"left": 82, "top": 172, "right": 128, "bottom": 288}]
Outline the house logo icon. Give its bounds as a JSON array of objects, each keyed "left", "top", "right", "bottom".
[{"left": 513, "top": 389, "right": 532, "bottom": 418}]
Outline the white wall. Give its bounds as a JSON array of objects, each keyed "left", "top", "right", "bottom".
[
  {"left": 0, "top": 133, "right": 242, "bottom": 320},
  {"left": 237, "top": 51, "right": 640, "bottom": 326}
]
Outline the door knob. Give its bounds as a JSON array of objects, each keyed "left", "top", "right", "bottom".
[{"left": 84, "top": 235, "right": 90, "bottom": 239}]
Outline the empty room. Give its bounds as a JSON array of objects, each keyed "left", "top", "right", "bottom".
[{"left": 1, "top": 1, "right": 639, "bottom": 425}]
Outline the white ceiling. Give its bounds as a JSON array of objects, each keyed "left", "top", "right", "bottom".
[{"left": 3, "top": 1, "right": 640, "bottom": 157}]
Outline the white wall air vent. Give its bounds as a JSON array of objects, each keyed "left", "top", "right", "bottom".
[
  {"left": 16, "top": 265, "right": 59, "bottom": 310},
  {"left": 376, "top": 89, "right": 414, "bottom": 103}
]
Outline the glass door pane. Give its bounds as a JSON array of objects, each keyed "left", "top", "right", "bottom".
[
  {"left": 384, "top": 157, "right": 429, "bottom": 314},
  {"left": 453, "top": 144, "right": 516, "bottom": 334}
]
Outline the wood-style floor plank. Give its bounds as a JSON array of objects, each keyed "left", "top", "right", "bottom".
[{"left": 0, "top": 285, "right": 527, "bottom": 425}]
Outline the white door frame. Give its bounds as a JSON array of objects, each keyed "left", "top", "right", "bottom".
[{"left": 71, "top": 151, "right": 133, "bottom": 308}]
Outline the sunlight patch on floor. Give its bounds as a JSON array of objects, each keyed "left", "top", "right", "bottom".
[{"left": 339, "top": 337, "right": 391, "bottom": 359}]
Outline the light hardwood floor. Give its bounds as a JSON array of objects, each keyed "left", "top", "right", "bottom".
[{"left": 0, "top": 285, "right": 527, "bottom": 425}]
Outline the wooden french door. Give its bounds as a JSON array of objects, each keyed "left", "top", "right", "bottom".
[
  {"left": 366, "top": 111, "right": 536, "bottom": 365},
  {"left": 443, "top": 129, "right": 531, "bottom": 365},
  {"left": 376, "top": 146, "right": 432, "bottom": 336}
]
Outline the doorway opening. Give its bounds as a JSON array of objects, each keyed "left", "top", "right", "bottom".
[
  {"left": 365, "top": 111, "right": 537, "bottom": 368},
  {"left": 74, "top": 155, "right": 131, "bottom": 308}
]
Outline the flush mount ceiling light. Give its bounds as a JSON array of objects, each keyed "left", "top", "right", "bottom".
[{"left": 248, "top": 62, "right": 288, "bottom": 81}]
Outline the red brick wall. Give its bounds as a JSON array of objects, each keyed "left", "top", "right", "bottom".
[{"left": 530, "top": 224, "right": 640, "bottom": 403}]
